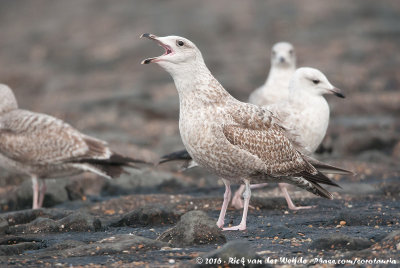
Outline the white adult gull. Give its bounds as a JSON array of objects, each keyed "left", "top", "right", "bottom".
[
  {"left": 248, "top": 42, "right": 296, "bottom": 106},
  {"left": 141, "top": 33, "right": 352, "bottom": 231},
  {"left": 0, "top": 84, "right": 146, "bottom": 209}
]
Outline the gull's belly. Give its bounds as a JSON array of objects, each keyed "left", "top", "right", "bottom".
[{"left": 179, "top": 113, "right": 260, "bottom": 181}]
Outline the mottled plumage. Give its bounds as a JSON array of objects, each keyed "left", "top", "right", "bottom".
[
  {"left": 0, "top": 84, "right": 144, "bottom": 209},
  {"left": 142, "top": 34, "right": 351, "bottom": 230}
]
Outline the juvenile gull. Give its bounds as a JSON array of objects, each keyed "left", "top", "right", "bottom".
[
  {"left": 160, "top": 42, "right": 298, "bottom": 208},
  {"left": 160, "top": 43, "right": 346, "bottom": 211},
  {"left": 0, "top": 84, "right": 145, "bottom": 209},
  {"left": 141, "top": 34, "right": 352, "bottom": 230}
]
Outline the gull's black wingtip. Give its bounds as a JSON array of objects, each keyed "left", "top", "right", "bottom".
[{"left": 140, "top": 33, "right": 151, "bottom": 38}]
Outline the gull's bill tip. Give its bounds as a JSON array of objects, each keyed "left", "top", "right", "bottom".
[
  {"left": 140, "top": 33, "right": 157, "bottom": 39},
  {"left": 141, "top": 58, "right": 154, "bottom": 64},
  {"left": 330, "top": 87, "right": 345, "bottom": 98}
]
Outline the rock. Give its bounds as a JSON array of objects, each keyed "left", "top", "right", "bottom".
[
  {"left": 327, "top": 210, "right": 397, "bottom": 226},
  {"left": 19, "top": 217, "right": 58, "bottom": 233},
  {"left": 3, "top": 209, "right": 65, "bottom": 226},
  {"left": 263, "top": 225, "right": 296, "bottom": 239},
  {"left": 0, "top": 217, "right": 8, "bottom": 234},
  {"left": 50, "top": 240, "right": 86, "bottom": 251},
  {"left": 309, "top": 234, "right": 372, "bottom": 251},
  {"left": 58, "top": 211, "right": 102, "bottom": 232},
  {"left": 158, "top": 210, "right": 226, "bottom": 247},
  {"left": 59, "top": 234, "right": 168, "bottom": 257},
  {"left": 0, "top": 237, "right": 45, "bottom": 256},
  {"left": 7, "top": 210, "right": 101, "bottom": 234},
  {"left": 200, "top": 240, "right": 266, "bottom": 268},
  {"left": 371, "top": 230, "right": 400, "bottom": 251},
  {"left": 111, "top": 205, "right": 180, "bottom": 228}
]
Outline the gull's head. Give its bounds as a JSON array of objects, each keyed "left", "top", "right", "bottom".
[
  {"left": 271, "top": 42, "right": 296, "bottom": 69},
  {"left": 140, "top": 33, "right": 203, "bottom": 73},
  {"left": 0, "top": 83, "right": 18, "bottom": 114},
  {"left": 290, "top": 67, "right": 345, "bottom": 98}
]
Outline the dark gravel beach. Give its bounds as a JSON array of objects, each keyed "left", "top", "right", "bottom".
[{"left": 0, "top": 0, "right": 399, "bottom": 266}]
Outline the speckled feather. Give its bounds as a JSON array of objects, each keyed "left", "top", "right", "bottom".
[
  {"left": 0, "top": 84, "right": 139, "bottom": 180},
  {"left": 168, "top": 59, "right": 333, "bottom": 198}
]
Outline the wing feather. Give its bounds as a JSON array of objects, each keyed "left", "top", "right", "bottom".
[
  {"left": 0, "top": 110, "right": 109, "bottom": 164},
  {"left": 222, "top": 124, "right": 315, "bottom": 177}
]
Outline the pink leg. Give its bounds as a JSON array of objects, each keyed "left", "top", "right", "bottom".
[
  {"left": 223, "top": 179, "right": 251, "bottom": 231},
  {"left": 231, "top": 183, "right": 268, "bottom": 209},
  {"left": 38, "top": 180, "right": 47, "bottom": 208},
  {"left": 279, "top": 183, "right": 315, "bottom": 210},
  {"left": 250, "top": 183, "right": 269, "bottom": 189},
  {"left": 216, "top": 179, "right": 231, "bottom": 228},
  {"left": 32, "top": 177, "right": 39, "bottom": 209},
  {"left": 231, "top": 185, "right": 245, "bottom": 209}
]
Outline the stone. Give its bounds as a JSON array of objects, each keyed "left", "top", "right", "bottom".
[
  {"left": 263, "top": 225, "right": 296, "bottom": 239},
  {"left": 0, "top": 237, "right": 45, "bottom": 256},
  {"left": 327, "top": 210, "right": 396, "bottom": 226},
  {"left": 200, "top": 240, "right": 266, "bottom": 268},
  {"left": 158, "top": 210, "right": 226, "bottom": 247},
  {"left": 0, "top": 217, "right": 9, "bottom": 234},
  {"left": 111, "top": 205, "right": 180, "bottom": 228},
  {"left": 309, "top": 234, "right": 372, "bottom": 251},
  {"left": 58, "top": 211, "right": 102, "bottom": 232},
  {"left": 59, "top": 234, "right": 168, "bottom": 257}
]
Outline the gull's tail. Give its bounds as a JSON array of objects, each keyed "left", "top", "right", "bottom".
[
  {"left": 303, "top": 155, "right": 355, "bottom": 175},
  {"left": 285, "top": 156, "right": 353, "bottom": 199},
  {"left": 159, "top": 149, "right": 192, "bottom": 164}
]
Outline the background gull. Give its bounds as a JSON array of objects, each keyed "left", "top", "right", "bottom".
[
  {"left": 248, "top": 42, "right": 296, "bottom": 106},
  {"left": 142, "top": 33, "right": 352, "bottom": 230},
  {"left": 232, "top": 66, "right": 346, "bottom": 209},
  {"left": 0, "top": 84, "right": 145, "bottom": 209}
]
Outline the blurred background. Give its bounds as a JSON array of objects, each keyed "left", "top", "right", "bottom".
[{"left": 0, "top": 0, "right": 399, "bottom": 210}]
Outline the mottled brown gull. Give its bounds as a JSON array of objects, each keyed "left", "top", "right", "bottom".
[
  {"left": 141, "top": 33, "right": 352, "bottom": 230},
  {"left": 159, "top": 42, "right": 346, "bottom": 211},
  {"left": 0, "top": 84, "right": 145, "bottom": 209}
]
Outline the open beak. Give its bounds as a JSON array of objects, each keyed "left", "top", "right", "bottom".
[
  {"left": 140, "top": 33, "right": 173, "bottom": 64},
  {"left": 329, "top": 87, "right": 345, "bottom": 98}
]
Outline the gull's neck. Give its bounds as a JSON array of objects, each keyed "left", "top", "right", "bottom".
[
  {"left": 265, "top": 64, "right": 296, "bottom": 85},
  {"left": 167, "top": 59, "right": 232, "bottom": 107}
]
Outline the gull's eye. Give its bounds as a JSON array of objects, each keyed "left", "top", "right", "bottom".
[
  {"left": 312, "top": 79, "right": 320, "bottom": 85},
  {"left": 177, "top": 40, "right": 184, "bottom": 47},
  {"left": 289, "top": 49, "right": 293, "bottom": 55}
]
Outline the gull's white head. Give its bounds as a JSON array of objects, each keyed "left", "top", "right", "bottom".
[
  {"left": 271, "top": 42, "right": 296, "bottom": 69},
  {"left": 0, "top": 84, "right": 18, "bottom": 114},
  {"left": 289, "top": 67, "right": 345, "bottom": 98},
  {"left": 140, "top": 33, "right": 204, "bottom": 74}
]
